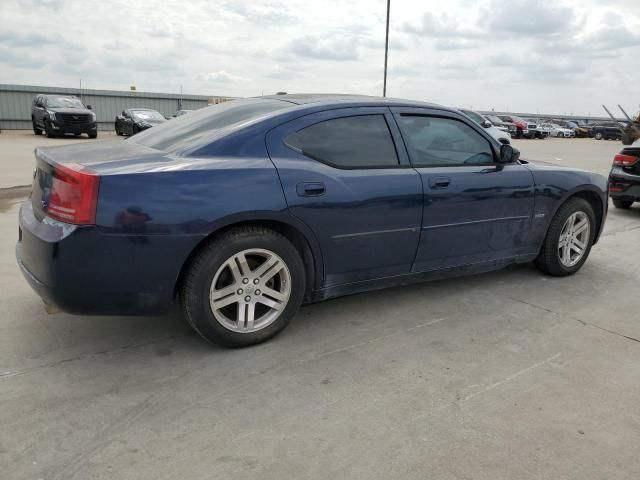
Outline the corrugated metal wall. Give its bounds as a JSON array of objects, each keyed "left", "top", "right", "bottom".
[{"left": 0, "top": 84, "right": 226, "bottom": 131}]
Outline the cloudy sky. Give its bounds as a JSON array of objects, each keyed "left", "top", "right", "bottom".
[{"left": 0, "top": 0, "right": 638, "bottom": 115}]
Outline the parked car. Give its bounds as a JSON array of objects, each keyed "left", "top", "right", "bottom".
[
  {"left": 540, "top": 123, "right": 575, "bottom": 138},
  {"left": 115, "top": 108, "right": 166, "bottom": 136},
  {"left": 17, "top": 95, "right": 607, "bottom": 347},
  {"left": 173, "top": 109, "right": 194, "bottom": 117},
  {"left": 523, "top": 119, "right": 548, "bottom": 139},
  {"left": 608, "top": 139, "right": 640, "bottom": 209},
  {"left": 590, "top": 122, "right": 622, "bottom": 140},
  {"left": 485, "top": 114, "right": 516, "bottom": 136},
  {"left": 31, "top": 94, "right": 97, "bottom": 138},
  {"left": 497, "top": 115, "right": 529, "bottom": 138},
  {"left": 459, "top": 108, "right": 511, "bottom": 144},
  {"left": 565, "top": 121, "right": 590, "bottom": 138}
]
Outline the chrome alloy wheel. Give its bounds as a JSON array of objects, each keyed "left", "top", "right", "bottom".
[
  {"left": 558, "top": 211, "right": 590, "bottom": 268},
  {"left": 209, "top": 249, "right": 291, "bottom": 333}
]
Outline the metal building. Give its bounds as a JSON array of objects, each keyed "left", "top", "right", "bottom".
[{"left": 0, "top": 84, "right": 227, "bottom": 131}]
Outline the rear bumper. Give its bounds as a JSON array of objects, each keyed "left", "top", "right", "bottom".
[
  {"left": 609, "top": 170, "right": 640, "bottom": 201},
  {"left": 16, "top": 201, "right": 183, "bottom": 316}
]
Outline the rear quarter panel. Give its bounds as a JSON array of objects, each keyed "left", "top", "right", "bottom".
[{"left": 94, "top": 155, "right": 294, "bottom": 294}]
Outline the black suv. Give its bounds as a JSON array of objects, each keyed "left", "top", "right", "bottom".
[
  {"left": 32, "top": 94, "right": 97, "bottom": 138},
  {"left": 590, "top": 122, "right": 622, "bottom": 141},
  {"left": 609, "top": 145, "right": 640, "bottom": 209}
]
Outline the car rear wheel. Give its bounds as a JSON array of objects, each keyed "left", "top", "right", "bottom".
[
  {"left": 612, "top": 199, "right": 633, "bottom": 209},
  {"left": 595, "top": 132, "right": 603, "bottom": 140},
  {"left": 181, "top": 226, "right": 306, "bottom": 347},
  {"left": 535, "top": 197, "right": 596, "bottom": 276}
]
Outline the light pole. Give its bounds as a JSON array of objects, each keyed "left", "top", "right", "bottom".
[{"left": 383, "top": 0, "right": 390, "bottom": 97}]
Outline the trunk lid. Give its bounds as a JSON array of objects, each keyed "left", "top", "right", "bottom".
[{"left": 30, "top": 140, "right": 169, "bottom": 221}]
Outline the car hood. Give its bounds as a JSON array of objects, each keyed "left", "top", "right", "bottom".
[
  {"left": 135, "top": 118, "right": 166, "bottom": 125},
  {"left": 48, "top": 107, "right": 93, "bottom": 115}
]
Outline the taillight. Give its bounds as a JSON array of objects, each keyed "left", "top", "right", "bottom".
[
  {"left": 47, "top": 163, "right": 100, "bottom": 225},
  {"left": 613, "top": 154, "right": 638, "bottom": 167}
]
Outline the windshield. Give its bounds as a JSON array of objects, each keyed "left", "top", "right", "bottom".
[
  {"left": 487, "top": 115, "right": 502, "bottom": 124},
  {"left": 132, "top": 110, "right": 165, "bottom": 121},
  {"left": 45, "top": 96, "right": 85, "bottom": 109},
  {"left": 130, "top": 98, "right": 291, "bottom": 153},
  {"left": 461, "top": 110, "right": 485, "bottom": 124}
]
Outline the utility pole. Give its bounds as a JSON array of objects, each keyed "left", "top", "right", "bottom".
[{"left": 383, "top": 0, "right": 390, "bottom": 97}]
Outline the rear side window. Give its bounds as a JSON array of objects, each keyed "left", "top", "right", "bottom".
[
  {"left": 396, "top": 115, "right": 494, "bottom": 167},
  {"left": 285, "top": 115, "right": 399, "bottom": 168}
]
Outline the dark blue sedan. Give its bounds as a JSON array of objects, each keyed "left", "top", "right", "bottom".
[{"left": 17, "top": 94, "right": 608, "bottom": 347}]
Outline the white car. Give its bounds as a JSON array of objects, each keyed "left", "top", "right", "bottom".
[
  {"left": 540, "top": 123, "right": 575, "bottom": 138},
  {"left": 459, "top": 109, "right": 511, "bottom": 144}
]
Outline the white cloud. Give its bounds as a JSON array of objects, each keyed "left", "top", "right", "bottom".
[{"left": 0, "top": 0, "right": 638, "bottom": 115}]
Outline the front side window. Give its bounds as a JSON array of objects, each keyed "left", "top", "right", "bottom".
[
  {"left": 285, "top": 115, "right": 399, "bottom": 168},
  {"left": 396, "top": 115, "right": 494, "bottom": 167}
]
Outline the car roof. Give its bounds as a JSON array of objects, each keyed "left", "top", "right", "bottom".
[
  {"left": 260, "top": 93, "right": 443, "bottom": 109},
  {"left": 40, "top": 94, "right": 78, "bottom": 98}
]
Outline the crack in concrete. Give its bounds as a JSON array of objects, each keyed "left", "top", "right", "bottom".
[
  {"left": 0, "top": 333, "right": 190, "bottom": 379},
  {"left": 507, "top": 296, "right": 640, "bottom": 344}
]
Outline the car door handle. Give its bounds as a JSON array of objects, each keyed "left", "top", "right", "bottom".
[
  {"left": 296, "top": 182, "right": 325, "bottom": 196},
  {"left": 429, "top": 177, "right": 451, "bottom": 189}
]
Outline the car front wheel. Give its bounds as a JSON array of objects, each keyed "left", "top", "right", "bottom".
[
  {"left": 32, "top": 120, "right": 42, "bottom": 135},
  {"left": 45, "top": 121, "right": 56, "bottom": 138},
  {"left": 535, "top": 197, "right": 596, "bottom": 276},
  {"left": 181, "top": 226, "right": 306, "bottom": 347}
]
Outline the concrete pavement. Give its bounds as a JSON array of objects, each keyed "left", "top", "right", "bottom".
[{"left": 1, "top": 135, "right": 639, "bottom": 479}]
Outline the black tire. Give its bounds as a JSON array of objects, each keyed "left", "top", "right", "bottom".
[
  {"left": 74, "top": 132, "right": 81, "bottom": 136},
  {"left": 45, "top": 121, "right": 56, "bottom": 138},
  {"left": 612, "top": 199, "right": 633, "bottom": 209},
  {"left": 115, "top": 123, "right": 121, "bottom": 136},
  {"left": 534, "top": 197, "right": 596, "bottom": 277},
  {"left": 32, "top": 120, "right": 42, "bottom": 135},
  {"left": 594, "top": 132, "right": 603, "bottom": 140},
  {"left": 88, "top": 132, "right": 97, "bottom": 139},
  {"left": 181, "top": 226, "right": 306, "bottom": 348},
  {"left": 132, "top": 125, "right": 139, "bottom": 135}
]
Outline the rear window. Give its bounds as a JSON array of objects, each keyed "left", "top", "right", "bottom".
[{"left": 130, "top": 99, "right": 290, "bottom": 153}]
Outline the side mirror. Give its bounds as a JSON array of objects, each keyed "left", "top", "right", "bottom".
[
  {"left": 481, "top": 120, "right": 492, "bottom": 128},
  {"left": 86, "top": 105, "right": 92, "bottom": 110},
  {"left": 499, "top": 144, "right": 520, "bottom": 164}
]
